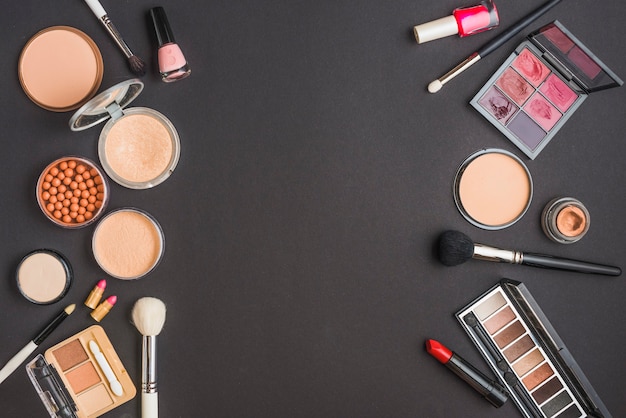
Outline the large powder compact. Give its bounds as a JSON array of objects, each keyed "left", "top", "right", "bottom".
[
  {"left": 92, "top": 208, "right": 164, "bottom": 280},
  {"left": 69, "top": 79, "right": 180, "bottom": 189},
  {"left": 454, "top": 148, "right": 533, "bottom": 230},
  {"left": 18, "top": 26, "right": 103, "bottom": 112}
]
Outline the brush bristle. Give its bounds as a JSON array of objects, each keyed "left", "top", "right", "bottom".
[
  {"left": 437, "top": 230, "right": 474, "bottom": 266},
  {"left": 132, "top": 297, "right": 166, "bottom": 336},
  {"left": 128, "top": 55, "right": 146, "bottom": 77}
]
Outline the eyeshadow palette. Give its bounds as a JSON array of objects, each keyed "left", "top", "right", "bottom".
[
  {"left": 26, "top": 325, "right": 135, "bottom": 417},
  {"left": 456, "top": 279, "right": 610, "bottom": 418},
  {"left": 471, "top": 21, "right": 622, "bottom": 159}
]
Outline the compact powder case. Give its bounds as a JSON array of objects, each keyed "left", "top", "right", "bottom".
[
  {"left": 456, "top": 279, "right": 610, "bottom": 417},
  {"left": 69, "top": 79, "right": 181, "bottom": 189},
  {"left": 470, "top": 21, "right": 623, "bottom": 159},
  {"left": 18, "top": 26, "right": 103, "bottom": 112},
  {"left": 453, "top": 148, "right": 533, "bottom": 230},
  {"left": 16, "top": 249, "right": 73, "bottom": 305}
]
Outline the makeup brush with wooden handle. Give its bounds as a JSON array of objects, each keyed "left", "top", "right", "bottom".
[
  {"left": 437, "top": 230, "right": 621, "bottom": 276},
  {"left": 132, "top": 297, "right": 167, "bottom": 418}
]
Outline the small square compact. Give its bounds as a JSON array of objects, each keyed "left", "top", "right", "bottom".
[
  {"left": 456, "top": 279, "right": 610, "bottom": 417},
  {"left": 26, "top": 325, "right": 135, "bottom": 417},
  {"left": 471, "top": 21, "right": 623, "bottom": 159}
]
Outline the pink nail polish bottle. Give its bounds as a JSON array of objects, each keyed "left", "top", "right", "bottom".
[{"left": 150, "top": 6, "right": 191, "bottom": 82}]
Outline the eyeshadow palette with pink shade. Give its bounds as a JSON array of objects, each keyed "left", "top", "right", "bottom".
[{"left": 470, "top": 20, "right": 622, "bottom": 159}]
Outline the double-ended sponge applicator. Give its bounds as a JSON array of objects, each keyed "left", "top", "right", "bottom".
[{"left": 437, "top": 230, "right": 621, "bottom": 276}]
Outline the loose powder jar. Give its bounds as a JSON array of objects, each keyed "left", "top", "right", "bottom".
[
  {"left": 16, "top": 249, "right": 73, "bottom": 304},
  {"left": 69, "top": 79, "right": 180, "bottom": 189},
  {"left": 18, "top": 26, "right": 103, "bottom": 112},
  {"left": 92, "top": 208, "right": 164, "bottom": 279},
  {"left": 541, "top": 197, "right": 590, "bottom": 244}
]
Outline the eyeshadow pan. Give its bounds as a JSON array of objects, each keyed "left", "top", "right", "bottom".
[
  {"left": 524, "top": 94, "right": 561, "bottom": 132},
  {"left": 478, "top": 86, "right": 519, "bottom": 124},
  {"left": 532, "top": 376, "right": 563, "bottom": 404},
  {"left": 513, "top": 48, "right": 550, "bottom": 86},
  {"left": 554, "top": 404, "right": 584, "bottom": 418},
  {"left": 522, "top": 363, "right": 554, "bottom": 391},
  {"left": 52, "top": 339, "right": 89, "bottom": 371},
  {"left": 496, "top": 68, "right": 533, "bottom": 105},
  {"left": 512, "top": 348, "right": 544, "bottom": 376},
  {"left": 541, "top": 390, "right": 573, "bottom": 417},
  {"left": 539, "top": 74, "right": 577, "bottom": 112},
  {"left": 483, "top": 306, "right": 516, "bottom": 334},
  {"left": 494, "top": 320, "right": 525, "bottom": 348},
  {"left": 507, "top": 112, "right": 546, "bottom": 151},
  {"left": 474, "top": 291, "right": 507, "bottom": 320},
  {"left": 504, "top": 335, "right": 534, "bottom": 363},
  {"left": 66, "top": 362, "right": 101, "bottom": 394},
  {"left": 78, "top": 384, "right": 113, "bottom": 416}
]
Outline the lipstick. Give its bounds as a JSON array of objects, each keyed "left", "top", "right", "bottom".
[
  {"left": 425, "top": 339, "right": 508, "bottom": 407},
  {"left": 90, "top": 295, "right": 117, "bottom": 322},
  {"left": 84, "top": 279, "right": 106, "bottom": 309}
]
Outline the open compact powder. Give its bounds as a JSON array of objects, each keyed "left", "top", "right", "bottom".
[
  {"left": 16, "top": 249, "right": 73, "bottom": 304},
  {"left": 92, "top": 208, "right": 164, "bottom": 279},
  {"left": 19, "top": 26, "right": 103, "bottom": 112},
  {"left": 454, "top": 149, "right": 533, "bottom": 230},
  {"left": 70, "top": 79, "right": 180, "bottom": 189}
]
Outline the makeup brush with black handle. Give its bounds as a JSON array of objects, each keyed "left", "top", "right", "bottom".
[{"left": 437, "top": 230, "right": 621, "bottom": 276}]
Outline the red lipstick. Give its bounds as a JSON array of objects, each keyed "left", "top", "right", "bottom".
[{"left": 425, "top": 339, "right": 508, "bottom": 407}]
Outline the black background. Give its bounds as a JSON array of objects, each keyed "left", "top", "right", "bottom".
[{"left": 1, "top": 1, "right": 625, "bottom": 417}]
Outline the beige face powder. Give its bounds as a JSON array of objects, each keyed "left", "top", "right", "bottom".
[
  {"left": 19, "top": 26, "right": 103, "bottom": 112},
  {"left": 17, "top": 250, "right": 72, "bottom": 304},
  {"left": 454, "top": 149, "right": 533, "bottom": 229},
  {"left": 92, "top": 208, "right": 164, "bottom": 279},
  {"left": 99, "top": 108, "right": 179, "bottom": 189}
]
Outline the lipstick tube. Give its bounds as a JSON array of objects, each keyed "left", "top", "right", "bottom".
[
  {"left": 425, "top": 339, "right": 508, "bottom": 407},
  {"left": 90, "top": 295, "right": 117, "bottom": 322},
  {"left": 414, "top": 1, "right": 499, "bottom": 44},
  {"left": 84, "top": 279, "right": 106, "bottom": 309}
]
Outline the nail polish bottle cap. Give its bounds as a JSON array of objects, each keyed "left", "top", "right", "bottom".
[{"left": 150, "top": 6, "right": 176, "bottom": 47}]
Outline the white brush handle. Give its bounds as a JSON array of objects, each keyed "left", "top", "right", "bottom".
[
  {"left": 0, "top": 341, "right": 37, "bottom": 384},
  {"left": 142, "top": 392, "right": 158, "bottom": 418},
  {"left": 83, "top": 0, "right": 107, "bottom": 19}
]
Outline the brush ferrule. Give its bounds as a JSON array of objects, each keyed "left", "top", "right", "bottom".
[
  {"left": 99, "top": 15, "right": 134, "bottom": 58},
  {"left": 473, "top": 244, "right": 522, "bottom": 264},
  {"left": 142, "top": 335, "right": 158, "bottom": 393},
  {"left": 437, "top": 53, "right": 481, "bottom": 87}
]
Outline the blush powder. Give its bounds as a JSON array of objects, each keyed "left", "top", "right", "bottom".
[
  {"left": 92, "top": 208, "right": 164, "bottom": 279},
  {"left": 454, "top": 149, "right": 533, "bottom": 229}
]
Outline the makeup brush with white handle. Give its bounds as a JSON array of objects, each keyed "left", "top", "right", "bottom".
[{"left": 132, "top": 297, "right": 167, "bottom": 418}]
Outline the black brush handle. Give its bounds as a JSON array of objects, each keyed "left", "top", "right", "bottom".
[{"left": 522, "top": 253, "right": 621, "bottom": 276}]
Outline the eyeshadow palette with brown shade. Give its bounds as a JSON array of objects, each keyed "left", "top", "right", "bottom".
[
  {"left": 470, "top": 21, "right": 622, "bottom": 160},
  {"left": 456, "top": 279, "right": 610, "bottom": 418},
  {"left": 26, "top": 325, "right": 135, "bottom": 418}
]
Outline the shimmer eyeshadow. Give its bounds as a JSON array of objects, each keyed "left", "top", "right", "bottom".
[
  {"left": 473, "top": 291, "right": 507, "bottom": 320},
  {"left": 508, "top": 112, "right": 546, "bottom": 151},
  {"left": 494, "top": 321, "right": 525, "bottom": 348},
  {"left": 483, "top": 306, "right": 515, "bottom": 334},
  {"left": 66, "top": 362, "right": 101, "bottom": 394},
  {"left": 524, "top": 94, "right": 561, "bottom": 131},
  {"left": 504, "top": 335, "right": 534, "bottom": 363},
  {"left": 513, "top": 48, "right": 550, "bottom": 87},
  {"left": 532, "top": 376, "right": 563, "bottom": 404},
  {"left": 512, "top": 348, "right": 544, "bottom": 376},
  {"left": 541, "top": 391, "right": 573, "bottom": 417},
  {"left": 78, "top": 384, "right": 114, "bottom": 416},
  {"left": 522, "top": 363, "right": 554, "bottom": 391},
  {"left": 496, "top": 68, "right": 533, "bottom": 105},
  {"left": 478, "top": 86, "right": 518, "bottom": 124},
  {"left": 52, "top": 339, "right": 89, "bottom": 371}
]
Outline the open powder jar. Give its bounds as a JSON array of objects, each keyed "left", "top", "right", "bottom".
[
  {"left": 541, "top": 197, "right": 590, "bottom": 244},
  {"left": 69, "top": 79, "right": 180, "bottom": 189}
]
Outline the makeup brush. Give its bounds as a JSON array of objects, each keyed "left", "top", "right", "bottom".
[
  {"left": 132, "top": 297, "right": 166, "bottom": 418},
  {"left": 83, "top": 0, "right": 146, "bottom": 76},
  {"left": 0, "top": 304, "right": 75, "bottom": 384},
  {"left": 428, "top": 0, "right": 562, "bottom": 93},
  {"left": 437, "top": 230, "right": 622, "bottom": 276}
]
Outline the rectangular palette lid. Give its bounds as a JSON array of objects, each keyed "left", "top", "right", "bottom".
[{"left": 530, "top": 20, "right": 623, "bottom": 92}]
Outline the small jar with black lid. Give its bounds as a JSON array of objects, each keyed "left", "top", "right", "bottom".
[{"left": 541, "top": 197, "right": 590, "bottom": 244}]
